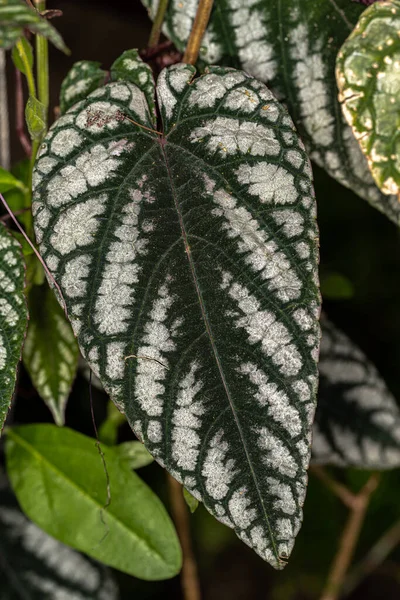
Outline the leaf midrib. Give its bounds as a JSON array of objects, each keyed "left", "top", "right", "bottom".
[
  {"left": 7, "top": 429, "right": 168, "bottom": 566},
  {"left": 160, "top": 142, "right": 280, "bottom": 564}
]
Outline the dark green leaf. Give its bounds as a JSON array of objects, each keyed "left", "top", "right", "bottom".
[
  {"left": 0, "top": 0, "right": 69, "bottom": 53},
  {"left": 312, "top": 317, "right": 400, "bottom": 469},
  {"left": 11, "top": 35, "right": 33, "bottom": 75},
  {"left": 25, "top": 95, "right": 46, "bottom": 141},
  {"left": 6, "top": 424, "right": 182, "bottom": 580},
  {"left": 0, "top": 478, "right": 118, "bottom": 600},
  {"left": 114, "top": 441, "right": 154, "bottom": 470},
  {"left": 31, "top": 60, "right": 321, "bottom": 568},
  {"left": 183, "top": 487, "right": 199, "bottom": 513},
  {"left": 337, "top": 0, "right": 400, "bottom": 196},
  {"left": 23, "top": 284, "right": 79, "bottom": 426},
  {"left": 59, "top": 61, "right": 107, "bottom": 115},
  {"left": 142, "top": 0, "right": 400, "bottom": 225},
  {"left": 320, "top": 273, "right": 354, "bottom": 300},
  {"left": 0, "top": 165, "right": 26, "bottom": 194},
  {"left": 0, "top": 224, "right": 27, "bottom": 432}
]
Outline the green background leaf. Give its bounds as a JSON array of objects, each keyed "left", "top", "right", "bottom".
[
  {"left": 0, "top": 224, "right": 27, "bottom": 432},
  {"left": 6, "top": 424, "right": 182, "bottom": 580},
  {"left": 23, "top": 283, "right": 79, "bottom": 426},
  {"left": 337, "top": 0, "right": 400, "bottom": 196},
  {"left": 113, "top": 441, "right": 154, "bottom": 470},
  {"left": 142, "top": 0, "right": 400, "bottom": 225},
  {"left": 32, "top": 58, "right": 320, "bottom": 568},
  {"left": 11, "top": 35, "right": 33, "bottom": 75}
]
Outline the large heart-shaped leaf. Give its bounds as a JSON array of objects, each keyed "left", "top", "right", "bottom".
[
  {"left": 312, "top": 317, "right": 400, "bottom": 469},
  {"left": 23, "top": 283, "right": 79, "bottom": 426},
  {"left": 0, "top": 0, "right": 68, "bottom": 53},
  {"left": 0, "top": 223, "right": 27, "bottom": 432},
  {"left": 31, "top": 61, "right": 320, "bottom": 568},
  {"left": 142, "top": 0, "right": 400, "bottom": 225},
  {"left": 6, "top": 424, "right": 182, "bottom": 580},
  {"left": 0, "top": 478, "right": 118, "bottom": 600},
  {"left": 337, "top": 0, "right": 400, "bottom": 196}
]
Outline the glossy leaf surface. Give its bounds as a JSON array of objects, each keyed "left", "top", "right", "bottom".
[
  {"left": 6, "top": 424, "right": 182, "bottom": 580},
  {"left": 142, "top": 0, "right": 400, "bottom": 224},
  {"left": 337, "top": 0, "right": 400, "bottom": 196},
  {"left": 0, "top": 478, "right": 118, "bottom": 600},
  {"left": 0, "top": 224, "right": 27, "bottom": 432},
  {"left": 23, "top": 283, "right": 79, "bottom": 425},
  {"left": 312, "top": 317, "right": 400, "bottom": 469},
  {"left": 32, "top": 60, "right": 320, "bottom": 567}
]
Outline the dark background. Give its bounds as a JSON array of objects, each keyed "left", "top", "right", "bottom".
[{"left": 3, "top": 1, "right": 400, "bottom": 598}]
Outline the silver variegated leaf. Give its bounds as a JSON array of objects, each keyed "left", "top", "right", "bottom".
[
  {"left": 23, "top": 283, "right": 79, "bottom": 426},
  {"left": 142, "top": 0, "right": 400, "bottom": 225},
  {"left": 31, "top": 61, "right": 321, "bottom": 568},
  {"left": 0, "top": 479, "right": 118, "bottom": 599},
  {"left": 312, "top": 317, "right": 400, "bottom": 469},
  {"left": 0, "top": 224, "right": 27, "bottom": 431}
]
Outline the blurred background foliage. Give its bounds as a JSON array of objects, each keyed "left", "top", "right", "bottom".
[{"left": 2, "top": 1, "right": 400, "bottom": 598}]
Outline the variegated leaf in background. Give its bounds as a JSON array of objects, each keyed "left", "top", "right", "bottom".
[
  {"left": 312, "top": 317, "right": 400, "bottom": 469},
  {"left": 60, "top": 50, "right": 156, "bottom": 118},
  {"left": 337, "top": 0, "right": 400, "bottom": 196},
  {"left": 0, "top": 224, "right": 27, "bottom": 432},
  {"left": 31, "top": 57, "right": 321, "bottom": 568},
  {"left": 23, "top": 283, "right": 79, "bottom": 426},
  {"left": 0, "top": 0, "right": 68, "bottom": 52},
  {"left": 142, "top": 0, "right": 400, "bottom": 225},
  {"left": 0, "top": 478, "right": 119, "bottom": 600}
]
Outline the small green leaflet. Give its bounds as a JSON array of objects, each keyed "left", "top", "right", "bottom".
[
  {"left": 6, "top": 424, "right": 182, "bottom": 580},
  {"left": 312, "top": 317, "right": 400, "bottom": 469},
  {"left": 113, "top": 441, "right": 154, "bottom": 470},
  {"left": 11, "top": 35, "right": 33, "bottom": 75},
  {"left": 0, "top": 0, "right": 69, "bottom": 53},
  {"left": 337, "top": 0, "right": 400, "bottom": 197},
  {"left": 32, "top": 58, "right": 320, "bottom": 568},
  {"left": 26, "top": 96, "right": 46, "bottom": 141},
  {"left": 0, "top": 478, "right": 118, "bottom": 600},
  {"left": 142, "top": 0, "right": 400, "bottom": 225},
  {"left": 183, "top": 487, "right": 199, "bottom": 513},
  {"left": 59, "top": 50, "right": 156, "bottom": 117},
  {"left": 0, "top": 224, "right": 27, "bottom": 432},
  {"left": 23, "top": 283, "right": 79, "bottom": 426}
]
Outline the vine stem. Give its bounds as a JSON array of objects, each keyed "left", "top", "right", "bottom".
[
  {"left": 183, "top": 0, "right": 214, "bottom": 65},
  {"left": 34, "top": 0, "right": 49, "bottom": 126},
  {"left": 0, "top": 49, "right": 10, "bottom": 170},
  {"left": 343, "top": 518, "right": 400, "bottom": 596},
  {"left": 167, "top": 474, "right": 201, "bottom": 600},
  {"left": 315, "top": 470, "right": 380, "bottom": 600},
  {"left": 148, "top": 0, "right": 169, "bottom": 48}
]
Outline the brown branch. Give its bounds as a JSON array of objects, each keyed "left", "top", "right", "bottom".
[
  {"left": 15, "top": 68, "right": 32, "bottom": 157},
  {"left": 343, "top": 518, "right": 400, "bottom": 596},
  {"left": 0, "top": 49, "right": 10, "bottom": 170},
  {"left": 319, "top": 474, "right": 380, "bottom": 600},
  {"left": 167, "top": 474, "right": 201, "bottom": 600},
  {"left": 311, "top": 466, "right": 357, "bottom": 509},
  {"left": 183, "top": 0, "right": 214, "bottom": 65}
]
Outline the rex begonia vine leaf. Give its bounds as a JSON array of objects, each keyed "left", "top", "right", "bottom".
[
  {"left": 6, "top": 424, "right": 182, "bottom": 580},
  {"left": 142, "top": 0, "right": 400, "bottom": 225},
  {"left": 312, "top": 317, "right": 400, "bottom": 469},
  {"left": 0, "top": 478, "right": 118, "bottom": 600},
  {"left": 336, "top": 0, "right": 400, "bottom": 197},
  {"left": 23, "top": 283, "right": 79, "bottom": 426},
  {"left": 0, "top": 0, "right": 68, "bottom": 53},
  {"left": 60, "top": 50, "right": 156, "bottom": 118},
  {"left": 31, "top": 60, "right": 321, "bottom": 568},
  {"left": 0, "top": 223, "right": 27, "bottom": 432}
]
